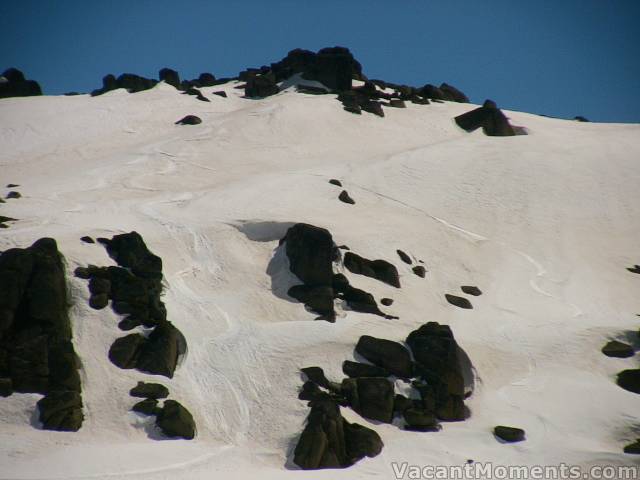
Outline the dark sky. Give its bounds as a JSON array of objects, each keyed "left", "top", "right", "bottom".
[{"left": 2, "top": 0, "right": 639, "bottom": 122}]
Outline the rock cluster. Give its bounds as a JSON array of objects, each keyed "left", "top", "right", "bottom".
[
  {"left": 281, "top": 223, "right": 396, "bottom": 321},
  {"left": 0, "top": 68, "right": 42, "bottom": 99},
  {"left": 0, "top": 238, "right": 83, "bottom": 431},
  {"left": 294, "top": 322, "right": 473, "bottom": 469}
]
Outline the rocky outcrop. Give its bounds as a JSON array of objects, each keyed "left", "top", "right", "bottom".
[
  {"left": 342, "top": 360, "right": 390, "bottom": 378},
  {"left": 412, "top": 266, "right": 426, "bottom": 278},
  {"left": 343, "top": 252, "right": 400, "bottom": 288},
  {"left": 0, "top": 238, "right": 83, "bottom": 431},
  {"left": 455, "top": 100, "right": 522, "bottom": 137},
  {"left": 0, "top": 68, "right": 42, "bottom": 99},
  {"left": 91, "top": 73, "right": 157, "bottom": 96},
  {"left": 245, "top": 72, "right": 279, "bottom": 98},
  {"left": 294, "top": 398, "right": 382, "bottom": 470}
]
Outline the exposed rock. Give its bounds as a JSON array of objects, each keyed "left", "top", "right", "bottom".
[
  {"left": 602, "top": 340, "right": 634, "bottom": 358},
  {"left": 6, "top": 191, "right": 21, "bottom": 199},
  {"left": 342, "top": 377, "right": 395, "bottom": 423},
  {"left": 380, "top": 298, "right": 393, "bottom": 306},
  {"left": 396, "top": 250, "right": 412, "bottom": 264},
  {"left": 494, "top": 425, "right": 525, "bottom": 443},
  {"left": 624, "top": 439, "right": 640, "bottom": 454},
  {"left": 338, "top": 190, "right": 355, "bottom": 205},
  {"left": 329, "top": 179, "right": 342, "bottom": 187},
  {"left": 80, "top": 236, "right": 95, "bottom": 244},
  {"left": 197, "top": 73, "right": 217, "bottom": 86},
  {"left": 130, "top": 381, "right": 169, "bottom": 399},
  {"left": 245, "top": 72, "right": 279, "bottom": 98},
  {"left": 212, "top": 90, "right": 227, "bottom": 98},
  {"left": 617, "top": 369, "right": 640, "bottom": 394},
  {"left": 343, "top": 252, "right": 400, "bottom": 288},
  {"left": 355, "top": 335, "right": 412, "bottom": 378},
  {"left": 445, "top": 294, "right": 473, "bottom": 309},
  {"left": 461, "top": 286, "right": 482, "bottom": 296},
  {"left": 101, "top": 231, "right": 162, "bottom": 278},
  {"left": 574, "top": 116, "right": 589, "bottom": 122},
  {"left": 183, "top": 87, "right": 210, "bottom": 102},
  {"left": 454, "top": 100, "right": 518, "bottom": 137},
  {"left": 439, "top": 83, "right": 469, "bottom": 103},
  {"left": 175, "top": 115, "right": 202, "bottom": 125},
  {"left": 89, "top": 293, "right": 109, "bottom": 310},
  {"left": 0, "top": 68, "right": 42, "bottom": 98},
  {"left": 393, "top": 394, "right": 414, "bottom": 414},
  {"left": 403, "top": 408, "right": 441, "bottom": 432},
  {"left": 156, "top": 399, "right": 196, "bottom": 439},
  {"left": 159, "top": 68, "right": 180, "bottom": 89},
  {"left": 37, "top": 390, "right": 83, "bottom": 431},
  {"left": 6, "top": 184, "right": 19, "bottom": 188},
  {"left": 91, "top": 73, "right": 157, "bottom": 96},
  {"left": 293, "top": 398, "right": 382, "bottom": 470},
  {"left": 288, "top": 285, "right": 335, "bottom": 319},
  {"left": 136, "top": 321, "right": 182, "bottom": 378},
  {"left": 132, "top": 398, "right": 160, "bottom": 415},
  {"left": 342, "top": 360, "right": 390, "bottom": 378},
  {"left": 388, "top": 99, "right": 406, "bottom": 108},
  {"left": 0, "top": 215, "right": 16, "bottom": 228},
  {"left": 108, "top": 334, "right": 145, "bottom": 369},
  {"left": 627, "top": 265, "right": 640, "bottom": 274},
  {"left": 282, "top": 223, "right": 337, "bottom": 287},
  {"left": 412, "top": 266, "right": 426, "bottom": 278}
]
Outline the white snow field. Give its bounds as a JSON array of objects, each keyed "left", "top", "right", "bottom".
[{"left": 1, "top": 80, "right": 639, "bottom": 479}]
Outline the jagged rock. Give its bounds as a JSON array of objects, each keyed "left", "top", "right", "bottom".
[
  {"left": 159, "top": 68, "right": 180, "bottom": 88},
  {"left": 624, "top": 439, "right": 640, "bottom": 454},
  {"left": 412, "top": 266, "right": 426, "bottom": 278},
  {"left": 461, "top": 286, "right": 482, "bottom": 296},
  {"left": 380, "top": 298, "right": 393, "bottom": 306},
  {"left": 329, "top": 179, "right": 342, "bottom": 187},
  {"left": 343, "top": 252, "right": 400, "bottom": 288},
  {"left": 338, "top": 190, "right": 355, "bottom": 205},
  {"left": 282, "top": 224, "right": 337, "bottom": 287},
  {"left": 338, "top": 284, "right": 389, "bottom": 318},
  {"left": 494, "top": 425, "right": 525, "bottom": 442},
  {"left": 293, "top": 399, "right": 382, "bottom": 470},
  {"left": 80, "top": 236, "right": 94, "bottom": 244},
  {"left": 132, "top": 398, "right": 160, "bottom": 415},
  {"left": 342, "top": 360, "right": 390, "bottom": 378},
  {"left": 403, "top": 408, "right": 441, "bottom": 432},
  {"left": 37, "top": 390, "right": 83, "bottom": 431},
  {"left": 445, "top": 294, "right": 473, "bottom": 309},
  {"left": 156, "top": 400, "right": 195, "bottom": 439},
  {"left": 108, "top": 334, "right": 144, "bottom": 369},
  {"left": 454, "top": 100, "right": 518, "bottom": 137},
  {"left": 0, "top": 68, "right": 42, "bottom": 98},
  {"left": 6, "top": 183, "right": 19, "bottom": 188},
  {"left": 299, "top": 381, "right": 325, "bottom": 402},
  {"left": 342, "top": 377, "right": 395, "bottom": 423},
  {"left": 617, "top": 369, "right": 640, "bottom": 394},
  {"left": 88, "top": 277, "right": 111, "bottom": 295},
  {"left": 602, "top": 340, "right": 634, "bottom": 358},
  {"left": 6, "top": 191, "right": 21, "bottom": 199},
  {"left": 175, "top": 115, "right": 202, "bottom": 125},
  {"left": 396, "top": 250, "right": 412, "bottom": 264},
  {"left": 296, "top": 85, "right": 328, "bottom": 95},
  {"left": 355, "top": 335, "right": 412, "bottom": 378},
  {"left": 130, "top": 381, "right": 169, "bottom": 399},
  {"left": 393, "top": 394, "right": 415, "bottom": 414},
  {"left": 245, "top": 72, "right": 279, "bottom": 98}
]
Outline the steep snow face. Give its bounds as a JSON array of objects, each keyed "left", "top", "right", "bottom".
[{"left": 1, "top": 81, "right": 640, "bottom": 479}]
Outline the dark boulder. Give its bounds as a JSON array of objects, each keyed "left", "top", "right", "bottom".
[
  {"left": 454, "top": 100, "right": 517, "bottom": 137},
  {"left": 288, "top": 285, "right": 335, "bottom": 319},
  {"left": 117, "top": 73, "right": 156, "bottom": 93},
  {"left": 403, "top": 408, "right": 441, "bottom": 432},
  {"left": 0, "top": 68, "right": 42, "bottom": 99},
  {"left": 37, "top": 390, "right": 83, "bottom": 431},
  {"left": 198, "top": 73, "right": 217, "bottom": 87},
  {"left": 245, "top": 72, "right": 279, "bottom": 98},
  {"left": 339, "top": 284, "right": 389, "bottom": 318},
  {"left": 617, "top": 369, "right": 640, "bottom": 394},
  {"left": 380, "top": 298, "right": 393, "bottom": 306},
  {"left": 293, "top": 398, "right": 382, "bottom": 470},
  {"left": 624, "top": 439, "right": 640, "bottom": 454},
  {"left": 6, "top": 191, "right": 21, "bottom": 199},
  {"left": 102, "top": 232, "right": 163, "bottom": 278},
  {"left": 175, "top": 115, "right": 202, "bottom": 125},
  {"left": 282, "top": 224, "right": 337, "bottom": 287},
  {"left": 183, "top": 87, "right": 210, "bottom": 102},
  {"left": 627, "top": 265, "right": 640, "bottom": 274},
  {"left": 396, "top": 250, "right": 412, "bottom": 264},
  {"left": 129, "top": 381, "right": 169, "bottom": 399},
  {"left": 342, "top": 360, "right": 390, "bottom": 378},
  {"left": 388, "top": 99, "right": 406, "bottom": 108},
  {"left": 156, "top": 400, "right": 196, "bottom": 439},
  {"left": 602, "top": 340, "right": 634, "bottom": 358},
  {"left": 574, "top": 116, "right": 589, "bottom": 122},
  {"left": 301, "top": 366, "right": 339, "bottom": 391},
  {"left": 445, "top": 294, "right": 473, "bottom": 309},
  {"left": 420, "top": 84, "right": 446, "bottom": 101},
  {"left": 329, "top": 179, "right": 342, "bottom": 187},
  {"left": 136, "top": 321, "right": 182, "bottom": 378},
  {"left": 355, "top": 335, "right": 412, "bottom": 378},
  {"left": 461, "top": 286, "right": 482, "bottom": 296},
  {"left": 494, "top": 425, "right": 525, "bottom": 443},
  {"left": 108, "top": 334, "right": 145, "bottom": 369},
  {"left": 412, "top": 266, "right": 426, "bottom": 278},
  {"left": 338, "top": 190, "right": 355, "bottom": 205},
  {"left": 305, "top": 46, "right": 362, "bottom": 92},
  {"left": 343, "top": 252, "right": 400, "bottom": 288},
  {"left": 439, "top": 83, "right": 469, "bottom": 103},
  {"left": 341, "top": 377, "right": 395, "bottom": 423},
  {"left": 212, "top": 90, "right": 227, "bottom": 98},
  {"left": 132, "top": 398, "right": 160, "bottom": 415},
  {"left": 159, "top": 68, "right": 180, "bottom": 89},
  {"left": 80, "top": 236, "right": 95, "bottom": 244}
]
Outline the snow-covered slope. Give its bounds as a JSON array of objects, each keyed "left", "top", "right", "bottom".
[{"left": 1, "top": 80, "right": 640, "bottom": 479}]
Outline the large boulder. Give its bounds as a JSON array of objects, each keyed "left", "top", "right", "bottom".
[
  {"left": 293, "top": 398, "right": 382, "bottom": 470},
  {"left": 343, "top": 252, "right": 400, "bottom": 288},
  {"left": 129, "top": 381, "right": 169, "bottom": 399},
  {"left": 245, "top": 72, "right": 279, "bottom": 98},
  {"left": 159, "top": 68, "right": 180, "bottom": 89},
  {"left": 282, "top": 224, "right": 337, "bottom": 287},
  {"left": 355, "top": 335, "right": 413, "bottom": 378},
  {"left": 617, "top": 369, "right": 640, "bottom": 394},
  {"left": 0, "top": 68, "right": 42, "bottom": 98},
  {"left": 454, "top": 100, "right": 518, "bottom": 137},
  {"left": 494, "top": 425, "right": 525, "bottom": 443},
  {"left": 136, "top": 321, "right": 182, "bottom": 378},
  {"left": 341, "top": 377, "right": 395, "bottom": 423},
  {"left": 37, "top": 390, "right": 83, "bottom": 432},
  {"left": 156, "top": 399, "right": 195, "bottom": 439}
]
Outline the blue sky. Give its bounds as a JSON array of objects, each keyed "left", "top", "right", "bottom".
[{"left": 2, "top": 0, "right": 639, "bottom": 122}]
